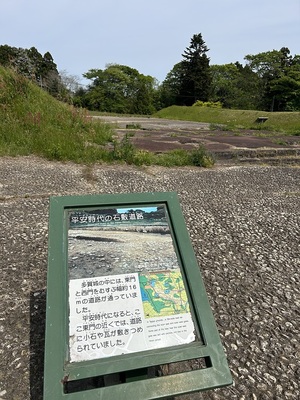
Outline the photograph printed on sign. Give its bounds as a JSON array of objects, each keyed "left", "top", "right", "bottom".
[
  {"left": 68, "top": 205, "right": 180, "bottom": 278},
  {"left": 68, "top": 205, "right": 196, "bottom": 362}
]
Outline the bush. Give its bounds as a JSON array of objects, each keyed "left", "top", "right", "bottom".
[
  {"left": 189, "top": 145, "right": 215, "bottom": 167},
  {"left": 193, "top": 100, "right": 223, "bottom": 108},
  {"left": 112, "top": 133, "right": 136, "bottom": 164},
  {"left": 133, "top": 150, "right": 156, "bottom": 166}
]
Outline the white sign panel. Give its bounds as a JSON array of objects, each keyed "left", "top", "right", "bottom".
[{"left": 69, "top": 271, "right": 195, "bottom": 362}]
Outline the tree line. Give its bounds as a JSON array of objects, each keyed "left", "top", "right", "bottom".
[
  {"left": 0, "top": 45, "right": 60, "bottom": 94},
  {"left": 1, "top": 35, "right": 300, "bottom": 113},
  {"left": 158, "top": 34, "right": 300, "bottom": 112},
  {"left": 0, "top": 45, "right": 72, "bottom": 102}
]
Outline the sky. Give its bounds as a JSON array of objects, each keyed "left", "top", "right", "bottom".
[{"left": 1, "top": 0, "right": 299, "bottom": 86}]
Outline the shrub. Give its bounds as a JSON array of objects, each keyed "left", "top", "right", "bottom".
[
  {"left": 189, "top": 145, "right": 215, "bottom": 167},
  {"left": 133, "top": 150, "right": 155, "bottom": 166},
  {"left": 193, "top": 100, "right": 222, "bottom": 108},
  {"left": 112, "top": 133, "right": 136, "bottom": 164}
]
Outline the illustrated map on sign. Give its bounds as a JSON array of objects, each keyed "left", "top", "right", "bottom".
[{"left": 139, "top": 271, "right": 190, "bottom": 318}]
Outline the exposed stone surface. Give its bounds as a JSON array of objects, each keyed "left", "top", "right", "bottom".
[
  {"left": 0, "top": 156, "right": 299, "bottom": 399},
  {"left": 68, "top": 228, "right": 180, "bottom": 279},
  {"left": 96, "top": 116, "right": 300, "bottom": 164}
]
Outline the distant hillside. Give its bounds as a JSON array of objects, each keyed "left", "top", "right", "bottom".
[
  {"left": 0, "top": 66, "right": 113, "bottom": 161},
  {"left": 154, "top": 106, "right": 300, "bottom": 135}
]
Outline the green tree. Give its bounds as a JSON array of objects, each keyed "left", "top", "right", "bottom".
[
  {"left": 159, "top": 62, "right": 184, "bottom": 108},
  {"left": 0, "top": 45, "right": 61, "bottom": 97},
  {"left": 245, "top": 47, "right": 300, "bottom": 111},
  {"left": 209, "top": 62, "right": 261, "bottom": 109},
  {"left": 82, "top": 64, "right": 157, "bottom": 114},
  {"left": 0, "top": 45, "right": 18, "bottom": 67},
  {"left": 177, "top": 33, "right": 211, "bottom": 105},
  {"left": 73, "top": 87, "right": 89, "bottom": 108}
]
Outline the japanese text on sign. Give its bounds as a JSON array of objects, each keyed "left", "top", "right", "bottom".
[
  {"left": 69, "top": 272, "right": 195, "bottom": 362},
  {"left": 71, "top": 211, "right": 144, "bottom": 225}
]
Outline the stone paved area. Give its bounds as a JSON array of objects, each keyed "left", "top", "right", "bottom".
[
  {"left": 96, "top": 116, "right": 300, "bottom": 163},
  {"left": 0, "top": 156, "right": 299, "bottom": 399}
]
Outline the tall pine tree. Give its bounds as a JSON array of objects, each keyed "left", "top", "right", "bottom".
[{"left": 177, "top": 33, "right": 211, "bottom": 105}]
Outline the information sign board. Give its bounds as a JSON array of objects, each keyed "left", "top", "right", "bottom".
[{"left": 44, "top": 192, "right": 232, "bottom": 400}]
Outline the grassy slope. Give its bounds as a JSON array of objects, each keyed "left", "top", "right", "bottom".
[
  {"left": 154, "top": 106, "right": 300, "bottom": 135},
  {"left": 0, "top": 67, "right": 215, "bottom": 167},
  {"left": 0, "top": 66, "right": 113, "bottom": 162}
]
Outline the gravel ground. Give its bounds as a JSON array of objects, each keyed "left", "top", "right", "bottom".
[
  {"left": 68, "top": 229, "right": 180, "bottom": 279},
  {"left": 0, "top": 156, "right": 299, "bottom": 400}
]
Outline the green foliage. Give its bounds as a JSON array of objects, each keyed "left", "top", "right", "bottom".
[
  {"left": 126, "top": 123, "right": 142, "bottom": 129},
  {"left": 158, "top": 149, "right": 191, "bottom": 167},
  {"left": 0, "top": 45, "right": 61, "bottom": 98},
  {"left": 272, "top": 138, "right": 288, "bottom": 146},
  {"left": 193, "top": 100, "right": 222, "bottom": 108},
  {"left": 160, "top": 33, "right": 211, "bottom": 107},
  {"left": 209, "top": 63, "right": 262, "bottom": 110},
  {"left": 178, "top": 33, "right": 211, "bottom": 105},
  {"left": 0, "top": 66, "right": 113, "bottom": 162},
  {"left": 189, "top": 145, "right": 215, "bottom": 167},
  {"left": 112, "top": 133, "right": 136, "bottom": 164},
  {"left": 154, "top": 147, "right": 215, "bottom": 168},
  {"left": 162, "top": 46, "right": 300, "bottom": 112},
  {"left": 245, "top": 47, "right": 300, "bottom": 111},
  {"left": 158, "top": 62, "right": 183, "bottom": 108},
  {"left": 80, "top": 64, "right": 157, "bottom": 115},
  {"left": 0, "top": 67, "right": 216, "bottom": 168},
  {"left": 132, "top": 150, "right": 155, "bottom": 166},
  {"left": 110, "top": 132, "right": 215, "bottom": 167}
]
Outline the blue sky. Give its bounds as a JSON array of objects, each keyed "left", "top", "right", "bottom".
[
  {"left": 117, "top": 207, "right": 157, "bottom": 213},
  {"left": 1, "top": 0, "right": 299, "bottom": 85}
]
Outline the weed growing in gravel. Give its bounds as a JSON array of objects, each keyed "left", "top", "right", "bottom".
[
  {"left": 112, "top": 133, "right": 136, "bottom": 164},
  {"left": 126, "top": 123, "right": 142, "bottom": 130},
  {"left": 272, "top": 139, "right": 288, "bottom": 146}
]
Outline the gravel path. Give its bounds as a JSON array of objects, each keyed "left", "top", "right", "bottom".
[
  {"left": 0, "top": 156, "right": 299, "bottom": 399},
  {"left": 93, "top": 116, "right": 211, "bottom": 130}
]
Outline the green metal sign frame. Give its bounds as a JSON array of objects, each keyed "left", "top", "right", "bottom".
[{"left": 44, "top": 192, "right": 232, "bottom": 399}]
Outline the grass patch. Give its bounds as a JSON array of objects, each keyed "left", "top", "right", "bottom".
[
  {"left": 89, "top": 111, "right": 151, "bottom": 118},
  {"left": 154, "top": 106, "right": 300, "bottom": 135},
  {"left": 272, "top": 138, "right": 289, "bottom": 146},
  {"left": 126, "top": 123, "right": 142, "bottom": 130},
  {"left": 0, "top": 66, "right": 114, "bottom": 162},
  {"left": 112, "top": 135, "right": 215, "bottom": 168},
  {"left": 154, "top": 146, "right": 214, "bottom": 168}
]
